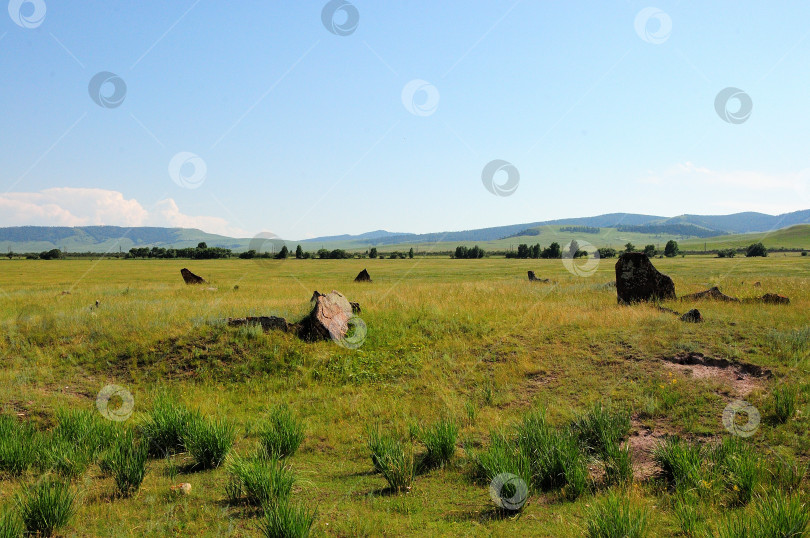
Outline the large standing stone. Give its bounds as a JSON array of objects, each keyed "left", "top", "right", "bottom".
[
  {"left": 615, "top": 253, "right": 676, "bottom": 304},
  {"left": 181, "top": 268, "right": 206, "bottom": 285},
  {"left": 355, "top": 269, "right": 372, "bottom": 282},
  {"left": 298, "top": 290, "right": 355, "bottom": 341}
]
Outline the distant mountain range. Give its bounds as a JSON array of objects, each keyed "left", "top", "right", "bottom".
[{"left": 1, "top": 210, "right": 808, "bottom": 253}]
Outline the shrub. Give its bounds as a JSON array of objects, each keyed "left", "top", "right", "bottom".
[
  {"left": 258, "top": 406, "right": 305, "bottom": 459},
  {"left": 106, "top": 430, "right": 148, "bottom": 497},
  {"left": 259, "top": 499, "right": 316, "bottom": 538},
  {"left": 226, "top": 455, "right": 294, "bottom": 506},
  {"left": 16, "top": 478, "right": 77, "bottom": 537},
  {"left": 0, "top": 416, "right": 38, "bottom": 476},
  {"left": 419, "top": 418, "right": 458, "bottom": 470},
  {"left": 772, "top": 385, "right": 798, "bottom": 424},
  {"left": 366, "top": 426, "right": 413, "bottom": 491},
  {"left": 653, "top": 436, "right": 704, "bottom": 493},
  {"left": 585, "top": 491, "right": 649, "bottom": 538},
  {"left": 746, "top": 242, "right": 767, "bottom": 257},
  {"left": 139, "top": 392, "right": 197, "bottom": 457},
  {"left": 184, "top": 416, "right": 235, "bottom": 470},
  {"left": 570, "top": 403, "right": 631, "bottom": 456}
]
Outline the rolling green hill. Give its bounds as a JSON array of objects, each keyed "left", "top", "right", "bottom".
[{"left": 1, "top": 212, "right": 809, "bottom": 255}]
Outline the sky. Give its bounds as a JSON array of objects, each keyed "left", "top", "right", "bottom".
[{"left": 1, "top": 0, "right": 809, "bottom": 240}]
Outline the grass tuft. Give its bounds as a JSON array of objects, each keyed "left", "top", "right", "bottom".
[
  {"left": 772, "top": 385, "right": 798, "bottom": 424},
  {"left": 138, "top": 392, "right": 198, "bottom": 457},
  {"left": 258, "top": 499, "right": 317, "bottom": 538},
  {"left": 585, "top": 491, "right": 649, "bottom": 538},
  {"left": 184, "top": 415, "right": 235, "bottom": 470},
  {"left": 258, "top": 405, "right": 305, "bottom": 459},
  {"left": 0, "top": 415, "right": 38, "bottom": 476},
  {"left": 571, "top": 402, "right": 631, "bottom": 456},
  {"left": 418, "top": 417, "right": 458, "bottom": 470},
  {"left": 653, "top": 436, "right": 704, "bottom": 493},
  {"left": 366, "top": 425, "right": 414, "bottom": 491},
  {"left": 226, "top": 455, "right": 295, "bottom": 506},
  {"left": 105, "top": 430, "right": 148, "bottom": 498},
  {"left": 16, "top": 478, "right": 77, "bottom": 537},
  {"left": 0, "top": 508, "right": 24, "bottom": 538}
]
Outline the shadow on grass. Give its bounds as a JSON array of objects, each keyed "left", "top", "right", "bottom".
[{"left": 444, "top": 507, "right": 524, "bottom": 523}]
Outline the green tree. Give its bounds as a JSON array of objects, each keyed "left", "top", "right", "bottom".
[
  {"left": 369, "top": 247, "right": 378, "bottom": 259},
  {"left": 295, "top": 245, "right": 303, "bottom": 259},
  {"left": 745, "top": 242, "right": 767, "bottom": 257},
  {"left": 276, "top": 245, "right": 289, "bottom": 259},
  {"left": 643, "top": 244, "right": 656, "bottom": 257},
  {"left": 408, "top": 247, "right": 414, "bottom": 259},
  {"left": 664, "top": 240, "right": 679, "bottom": 257},
  {"left": 566, "top": 240, "right": 580, "bottom": 258},
  {"left": 624, "top": 242, "right": 635, "bottom": 253},
  {"left": 197, "top": 242, "right": 208, "bottom": 249}
]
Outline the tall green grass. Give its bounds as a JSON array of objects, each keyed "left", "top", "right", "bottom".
[
  {"left": 653, "top": 436, "right": 704, "bottom": 493},
  {"left": 184, "top": 415, "right": 235, "bottom": 470},
  {"left": 771, "top": 385, "right": 798, "bottom": 424},
  {"left": 0, "top": 508, "right": 23, "bottom": 538},
  {"left": 105, "top": 430, "right": 149, "bottom": 497},
  {"left": 226, "top": 455, "right": 295, "bottom": 506},
  {"left": 366, "top": 425, "right": 414, "bottom": 491},
  {"left": 42, "top": 409, "right": 116, "bottom": 479},
  {"left": 258, "top": 405, "right": 305, "bottom": 459},
  {"left": 258, "top": 499, "right": 316, "bottom": 538},
  {"left": 571, "top": 403, "right": 631, "bottom": 456},
  {"left": 476, "top": 408, "right": 590, "bottom": 499},
  {"left": 0, "top": 415, "right": 38, "bottom": 476},
  {"left": 16, "top": 478, "right": 77, "bottom": 537},
  {"left": 418, "top": 417, "right": 458, "bottom": 470},
  {"left": 716, "top": 491, "right": 809, "bottom": 537},
  {"left": 585, "top": 491, "right": 649, "bottom": 538},
  {"left": 138, "top": 392, "right": 198, "bottom": 457}
]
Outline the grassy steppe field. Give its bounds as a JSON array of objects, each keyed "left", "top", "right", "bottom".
[{"left": 0, "top": 256, "right": 808, "bottom": 536}]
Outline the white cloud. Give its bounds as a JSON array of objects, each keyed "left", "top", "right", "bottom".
[
  {"left": 0, "top": 188, "right": 246, "bottom": 237},
  {"left": 641, "top": 162, "right": 810, "bottom": 193}
]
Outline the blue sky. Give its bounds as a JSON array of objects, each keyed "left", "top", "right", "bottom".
[{"left": 1, "top": 1, "right": 809, "bottom": 239}]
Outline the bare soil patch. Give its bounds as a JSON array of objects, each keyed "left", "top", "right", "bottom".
[{"left": 660, "top": 351, "right": 770, "bottom": 397}]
